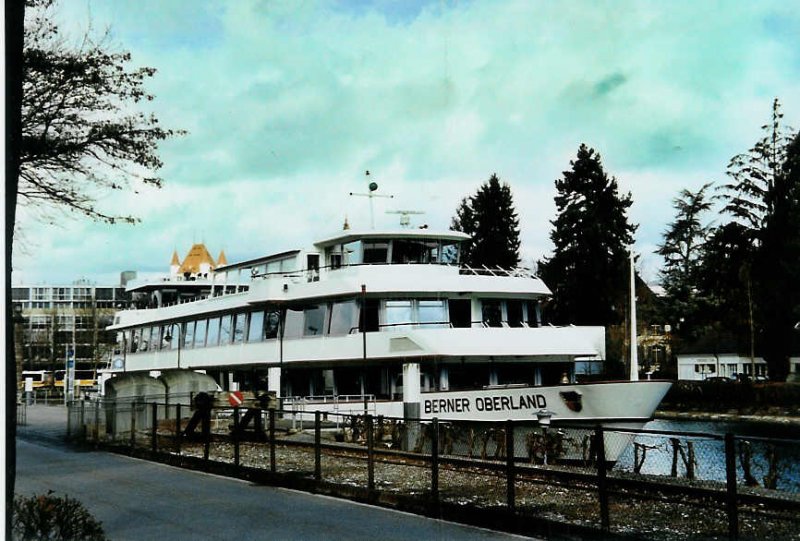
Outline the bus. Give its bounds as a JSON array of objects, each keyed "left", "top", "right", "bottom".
[
  {"left": 54, "top": 369, "right": 98, "bottom": 393},
  {"left": 20, "top": 370, "right": 54, "bottom": 390}
]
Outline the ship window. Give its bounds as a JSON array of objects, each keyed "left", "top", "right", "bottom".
[
  {"left": 184, "top": 321, "right": 195, "bottom": 349},
  {"left": 526, "top": 301, "right": 541, "bottom": 327},
  {"left": 170, "top": 323, "right": 183, "bottom": 349},
  {"left": 140, "top": 327, "right": 152, "bottom": 351},
  {"left": 265, "top": 309, "right": 280, "bottom": 339},
  {"left": 194, "top": 319, "right": 208, "bottom": 348},
  {"left": 247, "top": 311, "right": 265, "bottom": 342},
  {"left": 363, "top": 240, "right": 389, "bottom": 264},
  {"left": 220, "top": 315, "right": 232, "bottom": 344},
  {"left": 507, "top": 300, "right": 524, "bottom": 327},
  {"left": 206, "top": 317, "right": 221, "bottom": 346},
  {"left": 330, "top": 253, "right": 342, "bottom": 269},
  {"left": 303, "top": 305, "right": 327, "bottom": 336},
  {"left": 329, "top": 300, "right": 358, "bottom": 336},
  {"left": 284, "top": 307, "right": 304, "bottom": 339},
  {"left": 441, "top": 242, "right": 459, "bottom": 264},
  {"left": 481, "top": 300, "right": 502, "bottom": 327},
  {"left": 418, "top": 300, "right": 447, "bottom": 328},
  {"left": 448, "top": 299, "right": 471, "bottom": 328},
  {"left": 343, "top": 241, "right": 360, "bottom": 265},
  {"left": 384, "top": 300, "right": 413, "bottom": 330},
  {"left": 232, "top": 313, "right": 245, "bottom": 343},
  {"left": 392, "top": 240, "right": 427, "bottom": 264}
]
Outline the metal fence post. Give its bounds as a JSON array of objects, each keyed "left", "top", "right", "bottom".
[
  {"left": 203, "top": 405, "right": 211, "bottom": 462},
  {"left": 506, "top": 419, "right": 515, "bottom": 512},
  {"left": 233, "top": 406, "right": 240, "bottom": 468},
  {"left": 269, "top": 408, "right": 276, "bottom": 473},
  {"left": 130, "top": 404, "right": 136, "bottom": 449},
  {"left": 66, "top": 401, "right": 72, "bottom": 440},
  {"left": 367, "top": 414, "right": 375, "bottom": 491},
  {"left": 80, "top": 400, "right": 87, "bottom": 443},
  {"left": 94, "top": 400, "right": 100, "bottom": 444},
  {"left": 431, "top": 418, "right": 439, "bottom": 504},
  {"left": 175, "top": 403, "right": 182, "bottom": 455},
  {"left": 151, "top": 402, "right": 158, "bottom": 453},
  {"left": 725, "top": 433, "right": 739, "bottom": 539},
  {"left": 595, "top": 426, "right": 610, "bottom": 532},
  {"left": 314, "top": 411, "right": 322, "bottom": 481}
]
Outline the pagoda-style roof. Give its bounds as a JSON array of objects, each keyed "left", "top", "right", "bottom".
[{"left": 178, "top": 243, "right": 216, "bottom": 274}]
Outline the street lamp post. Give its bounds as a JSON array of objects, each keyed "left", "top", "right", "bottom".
[
  {"left": 164, "top": 323, "right": 182, "bottom": 370},
  {"left": 536, "top": 409, "right": 553, "bottom": 466}
]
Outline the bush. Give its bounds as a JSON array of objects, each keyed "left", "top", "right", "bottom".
[{"left": 12, "top": 491, "right": 108, "bottom": 541}]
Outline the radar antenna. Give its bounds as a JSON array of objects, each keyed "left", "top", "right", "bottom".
[
  {"left": 386, "top": 210, "right": 425, "bottom": 228},
  {"left": 349, "top": 170, "right": 394, "bottom": 229}
]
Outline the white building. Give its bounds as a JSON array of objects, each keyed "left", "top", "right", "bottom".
[{"left": 677, "top": 353, "right": 800, "bottom": 381}]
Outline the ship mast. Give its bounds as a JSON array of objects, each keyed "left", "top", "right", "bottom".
[
  {"left": 349, "top": 170, "right": 393, "bottom": 229},
  {"left": 629, "top": 250, "right": 639, "bottom": 381}
]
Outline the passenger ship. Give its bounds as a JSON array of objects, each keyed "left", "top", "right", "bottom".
[{"left": 107, "top": 219, "right": 671, "bottom": 430}]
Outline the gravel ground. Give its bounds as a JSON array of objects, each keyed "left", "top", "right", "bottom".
[{"left": 128, "top": 428, "right": 800, "bottom": 541}]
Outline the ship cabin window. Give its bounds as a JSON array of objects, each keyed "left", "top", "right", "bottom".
[
  {"left": 526, "top": 301, "right": 541, "bottom": 327},
  {"left": 206, "top": 317, "right": 221, "bottom": 346},
  {"left": 171, "top": 323, "right": 183, "bottom": 349},
  {"left": 283, "top": 307, "right": 305, "bottom": 339},
  {"left": 329, "top": 253, "right": 342, "bottom": 269},
  {"left": 265, "top": 309, "right": 280, "bottom": 339},
  {"left": 247, "top": 311, "right": 265, "bottom": 342},
  {"left": 418, "top": 300, "right": 448, "bottom": 328},
  {"left": 506, "top": 300, "right": 524, "bottom": 328},
  {"left": 220, "top": 314, "right": 233, "bottom": 344},
  {"left": 184, "top": 321, "right": 195, "bottom": 349},
  {"left": 194, "top": 319, "right": 208, "bottom": 348},
  {"left": 363, "top": 240, "right": 389, "bottom": 264},
  {"left": 383, "top": 299, "right": 448, "bottom": 330},
  {"left": 384, "top": 300, "right": 413, "bottom": 330},
  {"left": 303, "top": 304, "right": 327, "bottom": 336},
  {"left": 448, "top": 299, "right": 471, "bottom": 328},
  {"left": 329, "top": 300, "right": 358, "bottom": 336},
  {"left": 232, "top": 313, "right": 245, "bottom": 343},
  {"left": 481, "top": 300, "right": 503, "bottom": 327}
]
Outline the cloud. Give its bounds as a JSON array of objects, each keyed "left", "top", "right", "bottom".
[{"left": 14, "top": 0, "right": 800, "bottom": 287}]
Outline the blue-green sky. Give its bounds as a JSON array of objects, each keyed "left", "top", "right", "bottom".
[{"left": 13, "top": 0, "right": 800, "bottom": 285}]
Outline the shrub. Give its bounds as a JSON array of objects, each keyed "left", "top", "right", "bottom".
[{"left": 12, "top": 491, "right": 109, "bottom": 541}]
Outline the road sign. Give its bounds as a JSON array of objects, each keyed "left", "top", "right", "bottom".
[{"left": 228, "top": 391, "right": 244, "bottom": 407}]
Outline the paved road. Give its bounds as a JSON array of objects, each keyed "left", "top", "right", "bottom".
[{"left": 16, "top": 405, "right": 535, "bottom": 541}]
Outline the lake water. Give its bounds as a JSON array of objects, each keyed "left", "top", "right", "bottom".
[{"left": 612, "top": 418, "right": 800, "bottom": 493}]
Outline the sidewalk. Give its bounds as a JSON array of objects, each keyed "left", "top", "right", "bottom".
[{"left": 16, "top": 403, "right": 69, "bottom": 444}]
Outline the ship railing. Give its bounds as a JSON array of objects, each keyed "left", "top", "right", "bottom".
[{"left": 458, "top": 264, "right": 538, "bottom": 278}]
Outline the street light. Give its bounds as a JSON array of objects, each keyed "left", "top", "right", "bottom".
[
  {"left": 535, "top": 409, "right": 554, "bottom": 466},
  {"left": 163, "top": 322, "right": 183, "bottom": 370}
]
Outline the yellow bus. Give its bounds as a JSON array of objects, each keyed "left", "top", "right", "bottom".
[
  {"left": 54, "top": 369, "right": 98, "bottom": 392},
  {"left": 20, "top": 370, "right": 54, "bottom": 390}
]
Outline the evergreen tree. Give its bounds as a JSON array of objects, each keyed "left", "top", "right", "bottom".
[
  {"left": 718, "top": 99, "right": 799, "bottom": 380},
  {"left": 757, "top": 132, "right": 800, "bottom": 380},
  {"left": 656, "top": 183, "right": 713, "bottom": 341},
  {"left": 451, "top": 174, "right": 521, "bottom": 269},
  {"left": 540, "top": 144, "right": 637, "bottom": 327}
]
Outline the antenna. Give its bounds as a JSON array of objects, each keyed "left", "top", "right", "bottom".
[
  {"left": 386, "top": 210, "right": 425, "bottom": 228},
  {"left": 349, "top": 170, "right": 394, "bottom": 229}
]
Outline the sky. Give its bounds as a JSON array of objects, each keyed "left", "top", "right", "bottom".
[{"left": 12, "top": 0, "right": 800, "bottom": 287}]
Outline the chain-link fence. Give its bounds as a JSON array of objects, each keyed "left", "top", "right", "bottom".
[{"left": 67, "top": 397, "right": 800, "bottom": 540}]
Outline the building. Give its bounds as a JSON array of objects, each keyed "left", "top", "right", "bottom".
[{"left": 12, "top": 278, "right": 130, "bottom": 372}]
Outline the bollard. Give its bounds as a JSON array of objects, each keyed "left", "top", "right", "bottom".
[
  {"left": 151, "top": 402, "right": 158, "bottom": 453},
  {"left": 269, "top": 408, "right": 276, "bottom": 473},
  {"left": 725, "top": 433, "right": 739, "bottom": 539},
  {"left": 314, "top": 411, "right": 322, "bottom": 481},
  {"left": 175, "top": 403, "right": 182, "bottom": 455},
  {"left": 595, "top": 426, "right": 609, "bottom": 532},
  {"left": 367, "top": 414, "right": 375, "bottom": 492},
  {"left": 431, "top": 418, "right": 439, "bottom": 504},
  {"left": 506, "top": 419, "right": 515, "bottom": 512},
  {"left": 233, "top": 407, "right": 240, "bottom": 468}
]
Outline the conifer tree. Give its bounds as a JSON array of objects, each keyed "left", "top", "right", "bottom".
[
  {"left": 656, "top": 183, "right": 713, "bottom": 341},
  {"left": 540, "top": 144, "right": 636, "bottom": 327},
  {"left": 718, "top": 99, "right": 799, "bottom": 380},
  {"left": 451, "top": 174, "right": 521, "bottom": 269}
]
